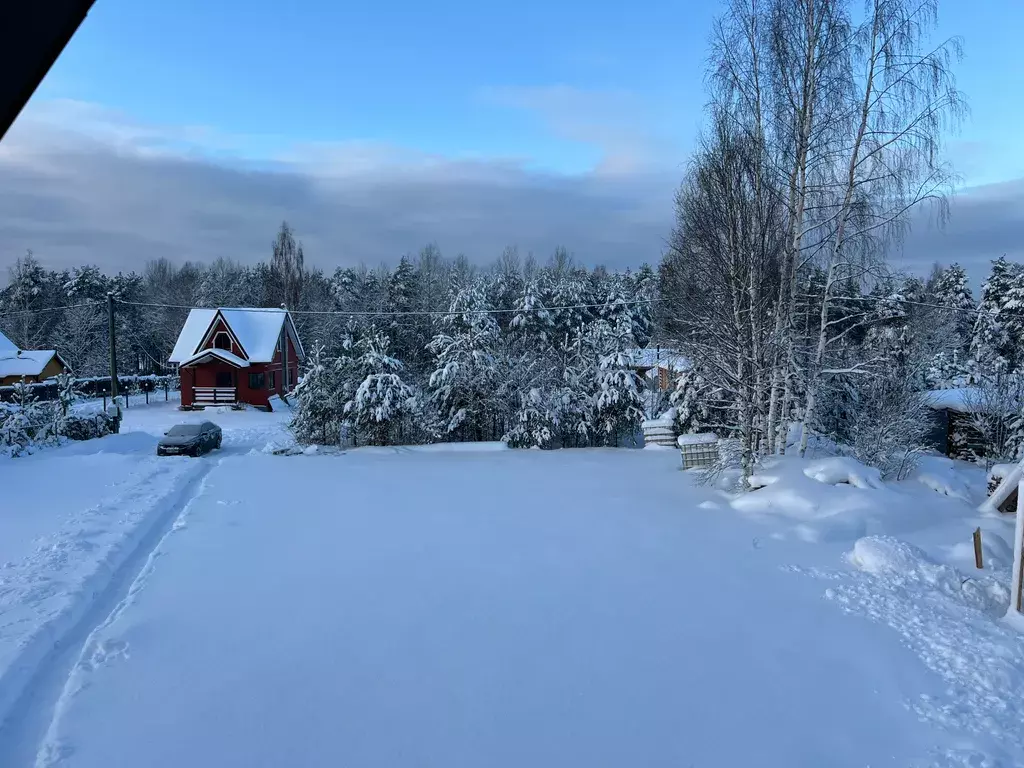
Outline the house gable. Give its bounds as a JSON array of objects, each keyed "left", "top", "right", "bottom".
[{"left": 196, "top": 313, "right": 248, "bottom": 361}]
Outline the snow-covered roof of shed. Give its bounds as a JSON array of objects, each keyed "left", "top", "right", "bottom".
[
  {"left": 626, "top": 348, "right": 688, "bottom": 370},
  {"left": 0, "top": 350, "right": 59, "bottom": 378},
  {"left": 179, "top": 348, "right": 250, "bottom": 368},
  {"left": 923, "top": 387, "right": 1009, "bottom": 414},
  {"left": 168, "top": 307, "right": 303, "bottom": 365},
  {"left": 0, "top": 330, "right": 17, "bottom": 354}
]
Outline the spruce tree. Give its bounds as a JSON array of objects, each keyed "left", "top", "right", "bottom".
[
  {"left": 345, "top": 330, "right": 417, "bottom": 446},
  {"left": 290, "top": 344, "right": 340, "bottom": 445},
  {"left": 591, "top": 318, "right": 644, "bottom": 446},
  {"left": 970, "top": 257, "right": 1017, "bottom": 379}
]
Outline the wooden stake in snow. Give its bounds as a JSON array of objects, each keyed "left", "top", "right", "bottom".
[
  {"left": 1013, "top": 478, "right": 1024, "bottom": 615},
  {"left": 973, "top": 527, "right": 983, "bottom": 570}
]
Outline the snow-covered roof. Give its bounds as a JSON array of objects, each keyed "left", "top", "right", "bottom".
[
  {"left": 626, "top": 348, "right": 688, "bottom": 371},
  {"left": 0, "top": 349, "right": 60, "bottom": 378},
  {"left": 169, "top": 307, "right": 304, "bottom": 365},
  {"left": 0, "top": 330, "right": 17, "bottom": 354},
  {"left": 923, "top": 387, "right": 999, "bottom": 414},
  {"left": 219, "top": 308, "right": 299, "bottom": 363},
  {"left": 168, "top": 309, "right": 218, "bottom": 364},
  {"left": 179, "top": 348, "right": 251, "bottom": 368}
]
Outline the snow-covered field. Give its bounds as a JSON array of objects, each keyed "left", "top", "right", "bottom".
[{"left": 1, "top": 401, "right": 1022, "bottom": 767}]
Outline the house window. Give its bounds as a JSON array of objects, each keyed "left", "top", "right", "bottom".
[
  {"left": 249, "top": 372, "right": 265, "bottom": 390},
  {"left": 215, "top": 371, "right": 233, "bottom": 388},
  {"left": 214, "top": 332, "right": 231, "bottom": 351},
  {"left": 268, "top": 371, "right": 276, "bottom": 390}
]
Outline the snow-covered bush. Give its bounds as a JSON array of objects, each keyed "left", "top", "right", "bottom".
[
  {"left": 0, "top": 402, "right": 33, "bottom": 456},
  {"left": 846, "top": 376, "right": 931, "bottom": 480},
  {"left": 61, "top": 412, "right": 115, "bottom": 442}
]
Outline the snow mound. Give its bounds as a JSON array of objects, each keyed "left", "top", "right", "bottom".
[
  {"left": 803, "top": 457, "right": 883, "bottom": 489},
  {"left": 849, "top": 535, "right": 939, "bottom": 576},
  {"left": 909, "top": 456, "right": 985, "bottom": 503},
  {"left": 945, "top": 533, "right": 1014, "bottom": 571},
  {"left": 820, "top": 536, "right": 1023, "bottom": 763},
  {"left": 734, "top": 456, "right": 984, "bottom": 545}
]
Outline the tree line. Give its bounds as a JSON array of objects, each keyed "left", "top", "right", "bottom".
[{"left": 1, "top": 228, "right": 658, "bottom": 448}]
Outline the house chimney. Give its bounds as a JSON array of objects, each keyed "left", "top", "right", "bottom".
[{"left": 15, "top": 350, "right": 22, "bottom": 357}]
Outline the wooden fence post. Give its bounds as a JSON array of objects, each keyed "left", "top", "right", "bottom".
[
  {"left": 973, "top": 527, "right": 983, "bottom": 570},
  {"left": 1012, "top": 478, "right": 1024, "bottom": 615}
]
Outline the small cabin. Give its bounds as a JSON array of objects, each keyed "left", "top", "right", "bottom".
[
  {"left": 923, "top": 387, "right": 998, "bottom": 459},
  {"left": 168, "top": 308, "right": 304, "bottom": 409},
  {"left": 0, "top": 330, "right": 70, "bottom": 386}
]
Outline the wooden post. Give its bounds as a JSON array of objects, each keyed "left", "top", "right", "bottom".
[
  {"left": 1013, "top": 478, "right": 1024, "bottom": 615},
  {"left": 973, "top": 527, "right": 983, "bottom": 570},
  {"left": 280, "top": 307, "right": 289, "bottom": 394}
]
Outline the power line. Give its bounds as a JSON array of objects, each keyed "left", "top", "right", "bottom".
[
  {"left": 0, "top": 301, "right": 103, "bottom": 319},
  {"left": 114, "top": 298, "right": 660, "bottom": 318},
  {"left": 798, "top": 293, "right": 994, "bottom": 317}
]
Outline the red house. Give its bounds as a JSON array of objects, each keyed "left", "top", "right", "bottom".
[{"left": 168, "top": 307, "right": 304, "bottom": 409}]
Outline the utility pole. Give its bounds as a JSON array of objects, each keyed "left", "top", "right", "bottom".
[
  {"left": 107, "top": 292, "right": 119, "bottom": 401},
  {"left": 280, "top": 303, "right": 289, "bottom": 394}
]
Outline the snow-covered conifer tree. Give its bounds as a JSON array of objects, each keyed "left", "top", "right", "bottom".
[
  {"left": 670, "top": 367, "right": 713, "bottom": 435},
  {"left": 345, "top": 330, "right": 417, "bottom": 446},
  {"left": 426, "top": 284, "right": 499, "bottom": 441},
  {"left": 590, "top": 318, "right": 644, "bottom": 446},
  {"left": 931, "top": 263, "right": 975, "bottom": 353},
  {"left": 971, "top": 258, "right": 1018, "bottom": 379},
  {"left": 504, "top": 388, "right": 557, "bottom": 448},
  {"left": 290, "top": 344, "right": 341, "bottom": 445}
]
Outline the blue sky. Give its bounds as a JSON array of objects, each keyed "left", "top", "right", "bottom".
[
  {"left": 2, "top": 0, "right": 1023, "bottom": 279},
  {"left": 33, "top": 0, "right": 716, "bottom": 174}
]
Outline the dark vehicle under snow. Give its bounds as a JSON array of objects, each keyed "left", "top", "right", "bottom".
[{"left": 157, "top": 422, "right": 222, "bottom": 457}]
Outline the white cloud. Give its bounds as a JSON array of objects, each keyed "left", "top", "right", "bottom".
[
  {"left": 478, "top": 85, "right": 686, "bottom": 176},
  {"left": 0, "top": 99, "right": 678, "bottom": 275}
]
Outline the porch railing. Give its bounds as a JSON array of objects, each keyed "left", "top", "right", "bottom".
[{"left": 194, "top": 386, "right": 236, "bottom": 406}]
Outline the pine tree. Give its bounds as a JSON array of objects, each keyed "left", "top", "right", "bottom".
[
  {"left": 504, "top": 388, "right": 557, "bottom": 448},
  {"left": 931, "top": 263, "right": 975, "bottom": 353},
  {"left": 970, "top": 257, "right": 1018, "bottom": 379},
  {"left": 670, "top": 367, "right": 712, "bottom": 435},
  {"left": 290, "top": 344, "right": 341, "bottom": 445},
  {"left": 344, "top": 330, "right": 417, "bottom": 446},
  {"left": 426, "top": 284, "right": 499, "bottom": 440},
  {"left": 591, "top": 318, "right": 644, "bottom": 446}
]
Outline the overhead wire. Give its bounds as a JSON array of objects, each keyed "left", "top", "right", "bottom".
[{"left": 113, "top": 298, "right": 661, "bottom": 317}]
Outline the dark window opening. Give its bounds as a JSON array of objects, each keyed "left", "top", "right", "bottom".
[
  {"left": 214, "top": 332, "right": 231, "bottom": 350},
  {"left": 215, "top": 371, "right": 233, "bottom": 388},
  {"left": 249, "top": 372, "right": 265, "bottom": 390},
  {"left": 269, "top": 371, "right": 276, "bottom": 390}
]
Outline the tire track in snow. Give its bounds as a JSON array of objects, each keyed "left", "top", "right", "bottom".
[{"left": 0, "top": 456, "right": 222, "bottom": 767}]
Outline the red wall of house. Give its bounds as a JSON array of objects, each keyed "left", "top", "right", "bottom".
[{"left": 178, "top": 329, "right": 300, "bottom": 409}]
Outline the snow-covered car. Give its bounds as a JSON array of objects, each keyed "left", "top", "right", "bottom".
[{"left": 157, "top": 422, "right": 222, "bottom": 457}]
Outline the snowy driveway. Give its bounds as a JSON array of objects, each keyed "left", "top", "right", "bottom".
[{"left": 21, "top": 447, "right": 957, "bottom": 768}]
